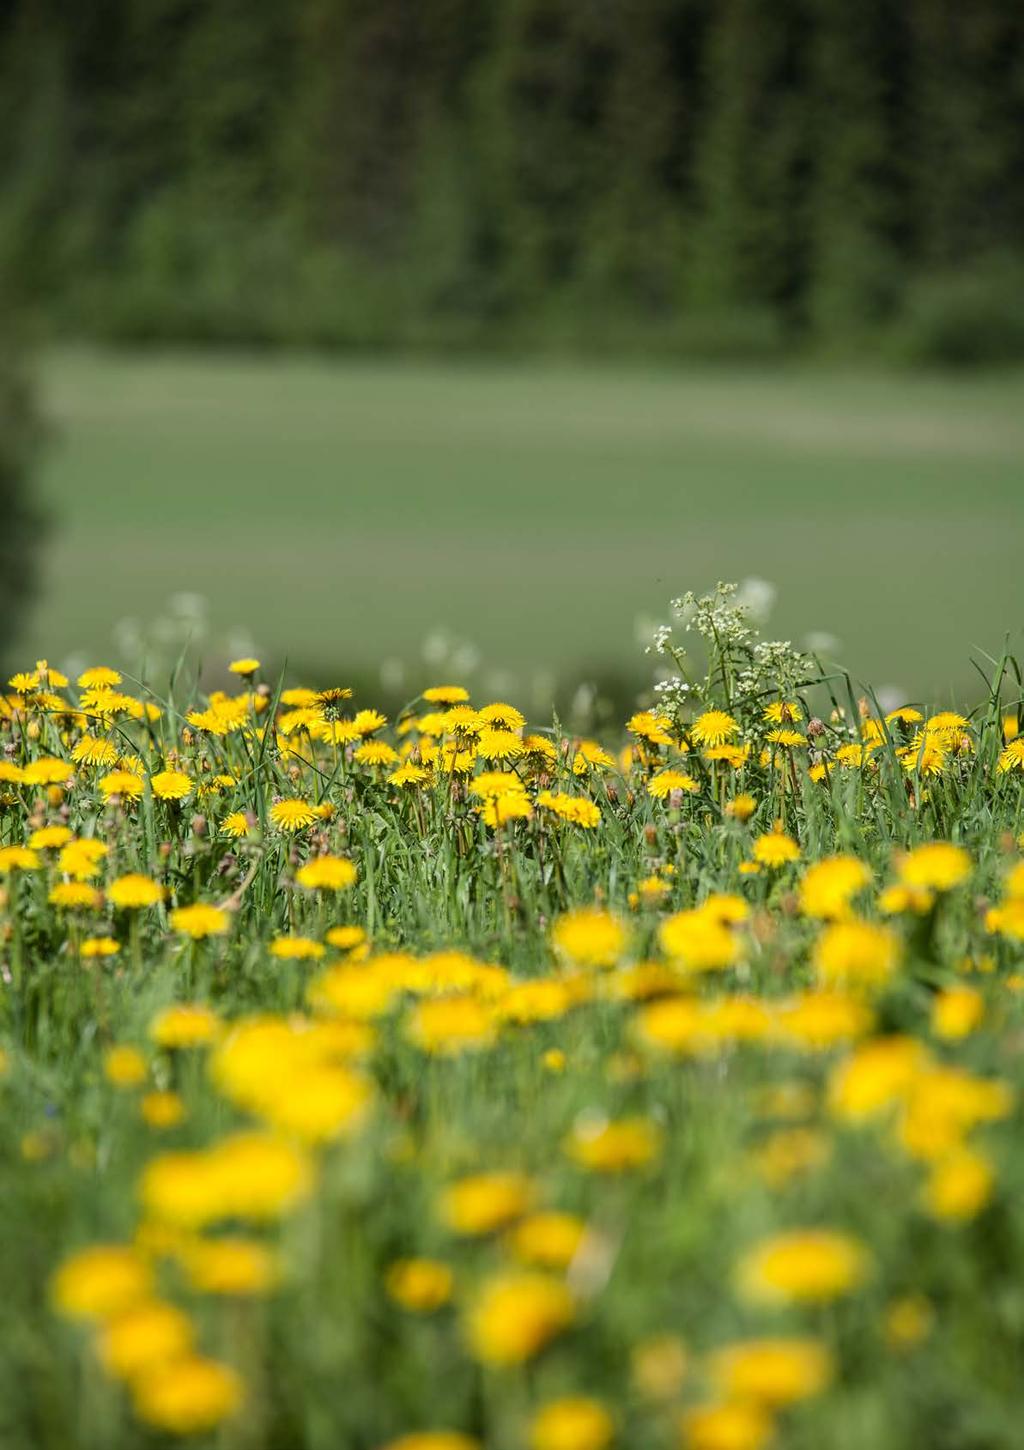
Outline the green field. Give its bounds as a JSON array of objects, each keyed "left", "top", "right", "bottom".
[{"left": 20, "top": 349, "right": 1024, "bottom": 701}]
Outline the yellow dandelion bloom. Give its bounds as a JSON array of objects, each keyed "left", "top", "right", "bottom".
[
  {"left": 269, "top": 935, "right": 326, "bottom": 961},
  {"left": 725, "top": 792, "right": 757, "bottom": 821},
  {"left": 932, "top": 985, "right": 984, "bottom": 1040},
  {"left": 23, "top": 757, "right": 74, "bottom": 786},
  {"left": 150, "top": 770, "right": 194, "bottom": 801},
  {"left": 181, "top": 1237, "right": 278, "bottom": 1296},
  {"left": 296, "top": 856, "right": 357, "bottom": 891},
  {"left": 813, "top": 919, "right": 902, "bottom": 989},
  {"left": 752, "top": 830, "right": 800, "bottom": 867},
  {"left": 28, "top": 824, "right": 71, "bottom": 849},
  {"left": 690, "top": 710, "right": 740, "bottom": 747},
  {"left": 438, "top": 1173, "right": 535, "bottom": 1236},
  {"left": 0, "top": 845, "right": 40, "bottom": 873},
  {"left": 507, "top": 1212, "right": 586, "bottom": 1271},
  {"left": 466, "top": 1272, "right": 573, "bottom": 1365},
  {"left": 77, "top": 666, "right": 122, "bottom": 689},
  {"left": 141, "top": 1091, "right": 187, "bottom": 1129},
  {"left": 707, "top": 1337, "right": 833, "bottom": 1407},
  {"left": 49, "top": 881, "right": 101, "bottom": 910},
  {"left": 269, "top": 799, "right": 318, "bottom": 832},
  {"left": 626, "top": 711, "right": 673, "bottom": 746},
  {"left": 897, "top": 841, "right": 971, "bottom": 891},
  {"left": 922, "top": 1147, "right": 994, "bottom": 1222},
  {"left": 132, "top": 1355, "right": 242, "bottom": 1435},
  {"left": 800, "top": 846, "right": 870, "bottom": 916},
  {"left": 681, "top": 1401, "right": 773, "bottom": 1450},
  {"left": 736, "top": 1228, "right": 869, "bottom": 1305},
  {"left": 104, "top": 1045, "right": 147, "bottom": 1087},
  {"left": 149, "top": 1003, "right": 221, "bottom": 1049},
  {"left": 108, "top": 874, "right": 165, "bottom": 909},
  {"left": 97, "top": 1299, "right": 194, "bottom": 1380},
  {"left": 51, "top": 1244, "right": 153, "bottom": 1320},
  {"left": 564, "top": 1115, "right": 662, "bottom": 1173},
  {"left": 406, "top": 996, "right": 496, "bottom": 1055},
  {"left": 551, "top": 909, "right": 626, "bottom": 969},
  {"left": 81, "top": 935, "right": 120, "bottom": 958},
  {"left": 169, "top": 904, "right": 229, "bottom": 938},
  {"left": 385, "top": 1258, "right": 454, "bottom": 1313},
  {"left": 324, "top": 924, "right": 367, "bottom": 951},
  {"left": 647, "top": 768, "right": 699, "bottom": 799},
  {"left": 529, "top": 1398, "right": 613, "bottom": 1450},
  {"left": 59, "top": 837, "right": 108, "bottom": 879},
  {"left": 99, "top": 769, "right": 144, "bottom": 800},
  {"left": 423, "top": 685, "right": 470, "bottom": 705}
]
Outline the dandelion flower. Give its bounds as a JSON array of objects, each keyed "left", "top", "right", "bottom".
[
  {"left": 150, "top": 1003, "right": 221, "bottom": 1048},
  {"left": 385, "top": 1258, "right": 454, "bottom": 1313},
  {"left": 691, "top": 711, "right": 740, "bottom": 747},
  {"left": 752, "top": 830, "right": 800, "bottom": 867},
  {"left": 0, "top": 845, "right": 40, "bottom": 873},
  {"left": 108, "top": 874, "right": 165, "bottom": 909},
  {"left": 707, "top": 1338, "right": 833, "bottom": 1407},
  {"left": 169, "top": 904, "right": 230, "bottom": 939},
  {"left": 151, "top": 770, "right": 194, "bottom": 801},
  {"left": 51, "top": 1244, "right": 153, "bottom": 1320},
  {"left": 551, "top": 909, "right": 626, "bottom": 969},
  {"left": 647, "top": 768, "right": 698, "bottom": 800},
  {"left": 898, "top": 842, "right": 970, "bottom": 891},
  {"left": 529, "top": 1398, "right": 613, "bottom": 1450},
  {"left": 269, "top": 799, "right": 318, "bottom": 833},
  {"left": 97, "top": 1299, "right": 194, "bottom": 1380},
  {"left": 736, "top": 1229, "right": 869, "bottom": 1305},
  {"left": 132, "top": 1355, "right": 242, "bottom": 1435},
  {"left": 465, "top": 1272, "right": 573, "bottom": 1365},
  {"left": 296, "top": 856, "right": 357, "bottom": 891}
]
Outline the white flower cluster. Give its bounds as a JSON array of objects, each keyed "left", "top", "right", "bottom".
[
  {"left": 670, "top": 581, "right": 755, "bottom": 647},
  {"left": 650, "top": 580, "right": 816, "bottom": 712}
]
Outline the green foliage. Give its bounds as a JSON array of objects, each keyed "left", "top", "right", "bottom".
[
  {"left": 890, "top": 255, "right": 1024, "bottom": 366},
  {"left": 0, "top": 332, "right": 43, "bottom": 670},
  {"left": 3, "top": 0, "right": 1024, "bottom": 355}
]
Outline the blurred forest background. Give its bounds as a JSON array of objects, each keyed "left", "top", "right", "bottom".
[
  {"left": 1, "top": 1, "right": 1023, "bottom": 706},
  {"left": 4, "top": 0, "right": 1024, "bottom": 360}
]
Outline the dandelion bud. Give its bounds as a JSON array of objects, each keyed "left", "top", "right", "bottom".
[{"left": 605, "top": 784, "right": 619, "bottom": 803}]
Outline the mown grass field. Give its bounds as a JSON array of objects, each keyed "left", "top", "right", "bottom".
[{"left": 22, "top": 350, "right": 1024, "bottom": 700}]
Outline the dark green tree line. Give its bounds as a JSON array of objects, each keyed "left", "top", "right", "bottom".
[{"left": 2, "top": 0, "right": 1024, "bottom": 357}]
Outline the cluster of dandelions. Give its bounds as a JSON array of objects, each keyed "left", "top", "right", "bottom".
[{"left": 3, "top": 600, "right": 1024, "bottom": 1449}]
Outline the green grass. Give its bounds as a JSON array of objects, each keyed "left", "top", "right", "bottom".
[{"left": 21, "top": 347, "right": 1024, "bottom": 698}]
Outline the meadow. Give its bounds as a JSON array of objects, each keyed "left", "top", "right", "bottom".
[
  {"left": 23, "top": 349, "right": 1024, "bottom": 701},
  {"left": 3, "top": 583, "right": 1024, "bottom": 1450}
]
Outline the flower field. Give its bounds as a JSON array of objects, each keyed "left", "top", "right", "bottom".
[{"left": 3, "top": 585, "right": 1024, "bottom": 1450}]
